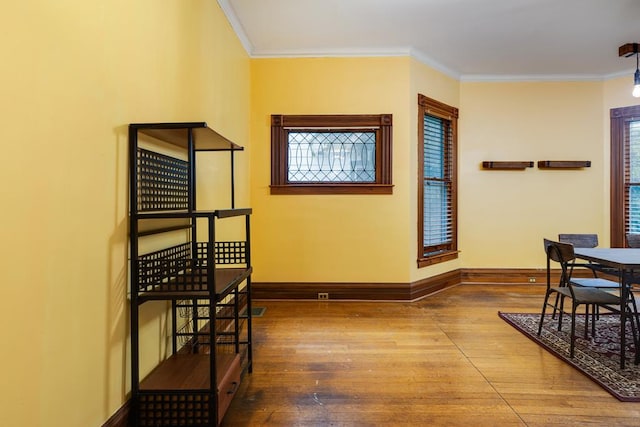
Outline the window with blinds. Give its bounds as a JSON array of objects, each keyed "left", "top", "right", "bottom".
[
  {"left": 625, "top": 121, "right": 640, "bottom": 233},
  {"left": 418, "top": 94, "right": 458, "bottom": 267},
  {"left": 610, "top": 105, "right": 640, "bottom": 247}
]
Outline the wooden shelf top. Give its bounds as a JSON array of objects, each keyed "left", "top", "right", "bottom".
[
  {"left": 482, "top": 161, "right": 533, "bottom": 170},
  {"left": 131, "top": 122, "right": 244, "bottom": 151},
  {"left": 537, "top": 160, "right": 591, "bottom": 169},
  {"left": 139, "top": 352, "right": 239, "bottom": 390},
  {"left": 135, "top": 208, "right": 252, "bottom": 220}
]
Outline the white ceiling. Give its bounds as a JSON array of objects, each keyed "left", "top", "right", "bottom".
[{"left": 218, "top": 0, "right": 640, "bottom": 81}]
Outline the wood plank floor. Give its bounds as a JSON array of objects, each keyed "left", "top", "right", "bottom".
[{"left": 222, "top": 284, "right": 640, "bottom": 426}]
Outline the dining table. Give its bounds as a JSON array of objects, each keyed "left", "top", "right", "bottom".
[{"left": 573, "top": 247, "right": 640, "bottom": 368}]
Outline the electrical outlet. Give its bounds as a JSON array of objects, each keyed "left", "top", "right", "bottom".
[
  {"left": 528, "top": 277, "right": 536, "bottom": 283},
  {"left": 318, "top": 292, "right": 329, "bottom": 300}
]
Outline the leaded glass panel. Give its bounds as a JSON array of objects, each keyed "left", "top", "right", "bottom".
[{"left": 287, "top": 131, "right": 376, "bottom": 183}]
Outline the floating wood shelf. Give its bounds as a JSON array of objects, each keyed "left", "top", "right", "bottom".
[
  {"left": 537, "top": 160, "right": 591, "bottom": 169},
  {"left": 482, "top": 161, "right": 533, "bottom": 170}
]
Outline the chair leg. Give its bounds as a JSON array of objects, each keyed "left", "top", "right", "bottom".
[
  {"left": 628, "top": 290, "right": 640, "bottom": 334},
  {"left": 634, "top": 313, "right": 640, "bottom": 365},
  {"left": 538, "top": 291, "right": 552, "bottom": 335},
  {"left": 628, "top": 310, "right": 640, "bottom": 365},
  {"left": 584, "top": 304, "right": 590, "bottom": 339},
  {"left": 551, "top": 293, "right": 560, "bottom": 319},
  {"left": 558, "top": 296, "right": 565, "bottom": 331},
  {"left": 570, "top": 303, "right": 577, "bottom": 357},
  {"left": 625, "top": 290, "right": 640, "bottom": 364}
]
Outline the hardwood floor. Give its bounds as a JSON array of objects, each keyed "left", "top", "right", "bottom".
[{"left": 222, "top": 284, "right": 640, "bottom": 426}]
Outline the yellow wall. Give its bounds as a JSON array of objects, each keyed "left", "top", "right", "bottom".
[
  {"left": 2, "top": 1, "right": 639, "bottom": 425},
  {"left": 248, "top": 56, "right": 638, "bottom": 280},
  {"left": 250, "top": 57, "right": 415, "bottom": 283},
  {"left": 0, "top": 1, "right": 250, "bottom": 426},
  {"left": 409, "top": 59, "right": 461, "bottom": 282},
  {"left": 458, "top": 81, "right": 605, "bottom": 267}
]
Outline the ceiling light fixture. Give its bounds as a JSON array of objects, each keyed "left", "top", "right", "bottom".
[{"left": 619, "top": 43, "right": 640, "bottom": 98}]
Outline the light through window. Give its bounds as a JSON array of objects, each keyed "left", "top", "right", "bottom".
[
  {"left": 423, "top": 115, "right": 451, "bottom": 252},
  {"left": 627, "top": 121, "right": 640, "bottom": 232},
  {"left": 287, "top": 131, "right": 376, "bottom": 183}
]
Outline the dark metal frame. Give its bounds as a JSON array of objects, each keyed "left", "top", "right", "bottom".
[{"left": 129, "top": 122, "right": 252, "bottom": 426}]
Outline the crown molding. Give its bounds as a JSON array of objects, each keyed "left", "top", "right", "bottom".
[
  {"left": 459, "top": 73, "right": 605, "bottom": 82},
  {"left": 250, "top": 46, "right": 412, "bottom": 59},
  {"left": 217, "top": 0, "right": 254, "bottom": 55}
]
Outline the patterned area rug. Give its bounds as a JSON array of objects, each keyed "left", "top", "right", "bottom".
[{"left": 499, "top": 311, "right": 640, "bottom": 401}]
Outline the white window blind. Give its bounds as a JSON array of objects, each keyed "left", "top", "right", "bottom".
[
  {"left": 626, "top": 120, "right": 640, "bottom": 233},
  {"left": 422, "top": 114, "right": 453, "bottom": 255}
]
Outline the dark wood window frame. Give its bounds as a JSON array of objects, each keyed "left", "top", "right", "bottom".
[
  {"left": 418, "top": 94, "right": 458, "bottom": 267},
  {"left": 610, "top": 104, "right": 640, "bottom": 247},
  {"left": 270, "top": 114, "right": 393, "bottom": 195}
]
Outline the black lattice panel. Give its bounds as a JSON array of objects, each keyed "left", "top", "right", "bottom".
[
  {"left": 196, "top": 241, "right": 247, "bottom": 265},
  {"left": 175, "top": 299, "right": 214, "bottom": 350},
  {"left": 138, "top": 392, "right": 211, "bottom": 426},
  {"left": 175, "top": 296, "right": 246, "bottom": 350},
  {"left": 177, "top": 299, "right": 211, "bottom": 318},
  {"left": 175, "top": 321, "right": 212, "bottom": 350},
  {"left": 138, "top": 244, "right": 207, "bottom": 293},
  {"left": 137, "top": 148, "right": 189, "bottom": 211}
]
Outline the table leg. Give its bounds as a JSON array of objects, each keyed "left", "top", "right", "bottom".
[
  {"left": 621, "top": 276, "right": 627, "bottom": 369},
  {"left": 620, "top": 269, "right": 638, "bottom": 369}
]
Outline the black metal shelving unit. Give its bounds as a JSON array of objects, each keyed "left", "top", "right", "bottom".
[{"left": 128, "top": 122, "right": 252, "bottom": 426}]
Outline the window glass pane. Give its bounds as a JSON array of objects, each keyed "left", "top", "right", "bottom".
[
  {"left": 287, "top": 131, "right": 376, "bottom": 183},
  {"left": 630, "top": 122, "right": 640, "bottom": 182},
  {"left": 629, "top": 185, "right": 640, "bottom": 233},
  {"left": 423, "top": 116, "right": 444, "bottom": 178},
  {"left": 423, "top": 181, "right": 451, "bottom": 247},
  {"left": 629, "top": 121, "right": 640, "bottom": 233},
  {"left": 422, "top": 113, "right": 451, "bottom": 253}
]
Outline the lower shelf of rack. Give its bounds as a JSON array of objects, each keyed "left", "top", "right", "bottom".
[{"left": 138, "top": 352, "right": 241, "bottom": 426}]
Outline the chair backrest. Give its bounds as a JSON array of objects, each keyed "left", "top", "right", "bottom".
[
  {"left": 627, "top": 233, "right": 640, "bottom": 248},
  {"left": 558, "top": 233, "right": 598, "bottom": 248},
  {"left": 544, "top": 238, "right": 577, "bottom": 288},
  {"left": 544, "top": 238, "right": 576, "bottom": 264}
]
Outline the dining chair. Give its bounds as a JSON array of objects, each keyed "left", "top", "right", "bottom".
[
  {"left": 560, "top": 235, "right": 640, "bottom": 363},
  {"left": 558, "top": 233, "right": 619, "bottom": 285},
  {"left": 555, "top": 234, "right": 617, "bottom": 322},
  {"left": 538, "top": 239, "right": 622, "bottom": 357},
  {"left": 627, "top": 233, "right": 640, "bottom": 248},
  {"left": 558, "top": 233, "right": 598, "bottom": 248},
  {"left": 558, "top": 233, "right": 614, "bottom": 276},
  {"left": 559, "top": 235, "right": 639, "bottom": 328},
  {"left": 624, "top": 233, "right": 640, "bottom": 344}
]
